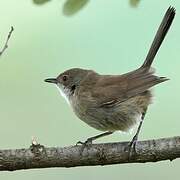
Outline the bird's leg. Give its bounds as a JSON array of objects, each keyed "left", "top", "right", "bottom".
[
  {"left": 128, "top": 108, "right": 147, "bottom": 157},
  {"left": 76, "top": 131, "right": 113, "bottom": 146}
]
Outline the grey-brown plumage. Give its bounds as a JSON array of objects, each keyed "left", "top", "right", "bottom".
[{"left": 45, "top": 7, "right": 175, "bottom": 144}]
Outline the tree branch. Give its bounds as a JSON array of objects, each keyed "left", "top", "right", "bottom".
[
  {"left": 0, "top": 26, "right": 14, "bottom": 57},
  {"left": 0, "top": 136, "right": 180, "bottom": 171}
]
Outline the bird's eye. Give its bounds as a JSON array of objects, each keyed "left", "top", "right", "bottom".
[{"left": 62, "top": 75, "right": 68, "bottom": 81}]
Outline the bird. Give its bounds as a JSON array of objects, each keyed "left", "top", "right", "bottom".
[{"left": 45, "top": 7, "right": 175, "bottom": 150}]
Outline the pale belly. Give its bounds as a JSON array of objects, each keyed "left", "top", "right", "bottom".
[{"left": 71, "top": 91, "right": 152, "bottom": 132}]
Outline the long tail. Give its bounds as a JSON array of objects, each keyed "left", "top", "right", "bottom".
[{"left": 141, "top": 6, "right": 175, "bottom": 69}]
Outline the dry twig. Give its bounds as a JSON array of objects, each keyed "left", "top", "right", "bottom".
[
  {"left": 0, "top": 136, "right": 180, "bottom": 171},
  {"left": 0, "top": 26, "right": 14, "bottom": 57}
]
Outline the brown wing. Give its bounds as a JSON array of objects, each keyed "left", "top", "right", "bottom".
[{"left": 90, "top": 68, "right": 168, "bottom": 107}]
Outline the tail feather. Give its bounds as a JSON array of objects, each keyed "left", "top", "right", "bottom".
[
  {"left": 141, "top": 6, "right": 175, "bottom": 69},
  {"left": 159, "top": 76, "right": 170, "bottom": 82}
]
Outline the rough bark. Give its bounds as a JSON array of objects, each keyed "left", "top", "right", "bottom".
[{"left": 0, "top": 136, "right": 180, "bottom": 171}]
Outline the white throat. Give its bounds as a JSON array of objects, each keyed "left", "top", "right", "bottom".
[{"left": 56, "top": 84, "right": 70, "bottom": 105}]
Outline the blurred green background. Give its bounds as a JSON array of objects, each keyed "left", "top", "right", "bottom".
[{"left": 0, "top": 0, "right": 180, "bottom": 179}]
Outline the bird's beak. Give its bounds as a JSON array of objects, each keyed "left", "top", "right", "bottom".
[{"left": 44, "top": 78, "right": 58, "bottom": 84}]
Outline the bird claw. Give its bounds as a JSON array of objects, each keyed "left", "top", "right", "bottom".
[
  {"left": 76, "top": 138, "right": 93, "bottom": 146},
  {"left": 76, "top": 138, "right": 93, "bottom": 155},
  {"left": 76, "top": 141, "right": 83, "bottom": 146},
  {"left": 126, "top": 134, "right": 138, "bottom": 160},
  {"left": 129, "top": 134, "right": 138, "bottom": 150}
]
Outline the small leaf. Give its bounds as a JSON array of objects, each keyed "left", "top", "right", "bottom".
[
  {"left": 63, "top": 0, "right": 89, "bottom": 16},
  {"left": 33, "top": 0, "right": 51, "bottom": 5}
]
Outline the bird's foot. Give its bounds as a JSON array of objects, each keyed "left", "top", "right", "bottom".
[
  {"left": 126, "top": 134, "right": 138, "bottom": 160},
  {"left": 76, "top": 138, "right": 93, "bottom": 146},
  {"left": 76, "top": 138, "right": 93, "bottom": 155}
]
